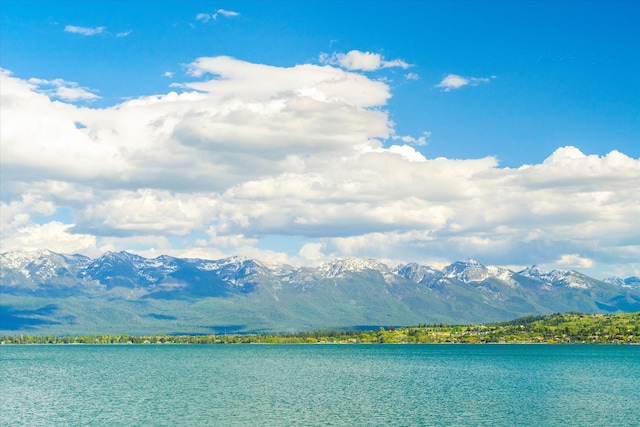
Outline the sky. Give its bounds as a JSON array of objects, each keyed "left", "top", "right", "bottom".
[{"left": 1, "top": 0, "right": 638, "bottom": 279}]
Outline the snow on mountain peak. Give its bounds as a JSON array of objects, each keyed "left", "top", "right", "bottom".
[
  {"left": 396, "top": 263, "right": 443, "bottom": 284},
  {"left": 604, "top": 276, "right": 625, "bottom": 286},
  {"left": 517, "top": 266, "right": 594, "bottom": 289},
  {"left": 603, "top": 276, "right": 640, "bottom": 289},
  {"left": 0, "top": 249, "right": 92, "bottom": 283},
  {"left": 524, "top": 265, "right": 546, "bottom": 276},
  {"left": 2, "top": 250, "right": 631, "bottom": 291},
  {"left": 444, "top": 259, "right": 489, "bottom": 282},
  {"left": 320, "top": 258, "right": 389, "bottom": 278},
  {"left": 1, "top": 249, "right": 56, "bottom": 269},
  {"left": 519, "top": 265, "right": 565, "bottom": 281},
  {"left": 486, "top": 266, "right": 517, "bottom": 286}
]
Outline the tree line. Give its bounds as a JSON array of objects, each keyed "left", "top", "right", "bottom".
[{"left": 2, "top": 312, "right": 639, "bottom": 345}]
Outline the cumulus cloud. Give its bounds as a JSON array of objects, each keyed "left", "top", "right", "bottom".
[
  {"left": 320, "top": 50, "right": 411, "bottom": 71},
  {"left": 73, "top": 190, "right": 218, "bottom": 236},
  {"left": 0, "top": 222, "right": 97, "bottom": 255},
  {"left": 0, "top": 194, "right": 96, "bottom": 254},
  {"left": 299, "top": 242, "right": 326, "bottom": 262},
  {"left": 554, "top": 254, "right": 594, "bottom": 269},
  {"left": 436, "top": 74, "right": 492, "bottom": 91},
  {"left": 182, "top": 56, "right": 391, "bottom": 107},
  {"left": 64, "top": 25, "right": 105, "bottom": 36},
  {"left": 1, "top": 57, "right": 638, "bottom": 277}
]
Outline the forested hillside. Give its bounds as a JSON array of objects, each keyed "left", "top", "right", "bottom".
[{"left": 4, "top": 312, "right": 638, "bottom": 344}]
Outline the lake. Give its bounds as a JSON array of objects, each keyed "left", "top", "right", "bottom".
[{"left": 1, "top": 344, "right": 639, "bottom": 426}]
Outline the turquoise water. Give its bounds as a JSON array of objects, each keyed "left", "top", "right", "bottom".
[{"left": 1, "top": 344, "right": 639, "bottom": 426}]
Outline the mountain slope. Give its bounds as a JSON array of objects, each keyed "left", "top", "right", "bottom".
[{"left": 1, "top": 250, "right": 639, "bottom": 335}]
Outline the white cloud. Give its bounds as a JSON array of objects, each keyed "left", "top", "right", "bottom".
[
  {"left": 387, "top": 145, "right": 427, "bottom": 162},
  {"left": 116, "top": 30, "right": 132, "bottom": 38},
  {"left": 339, "top": 51, "right": 382, "bottom": 71},
  {"left": 393, "top": 131, "right": 430, "bottom": 146},
  {"left": 405, "top": 72, "right": 419, "bottom": 80},
  {"left": 196, "top": 13, "right": 211, "bottom": 22},
  {"left": 64, "top": 25, "right": 105, "bottom": 36},
  {"left": 1, "top": 58, "right": 638, "bottom": 277},
  {"left": 27, "top": 77, "right": 100, "bottom": 101},
  {"left": 214, "top": 9, "right": 240, "bottom": 19},
  {"left": 554, "top": 254, "right": 594, "bottom": 269},
  {"left": 437, "top": 74, "right": 468, "bottom": 90},
  {"left": 436, "top": 73, "right": 492, "bottom": 91},
  {"left": 213, "top": 145, "right": 638, "bottom": 275},
  {"left": 299, "top": 242, "right": 326, "bottom": 262},
  {"left": 206, "top": 228, "right": 257, "bottom": 248},
  {"left": 320, "top": 50, "right": 411, "bottom": 71},
  {"left": 163, "top": 71, "right": 175, "bottom": 78},
  {"left": 72, "top": 189, "right": 218, "bottom": 237},
  {"left": 1, "top": 194, "right": 56, "bottom": 232},
  {"left": 196, "top": 9, "right": 240, "bottom": 23},
  {"left": 183, "top": 56, "right": 391, "bottom": 107},
  {"left": 1, "top": 221, "right": 97, "bottom": 255}
]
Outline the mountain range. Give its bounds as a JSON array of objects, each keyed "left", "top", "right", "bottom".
[{"left": 1, "top": 250, "right": 639, "bottom": 335}]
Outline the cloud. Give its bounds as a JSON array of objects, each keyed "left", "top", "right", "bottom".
[
  {"left": 64, "top": 25, "right": 105, "bottom": 36},
  {"left": 1, "top": 58, "right": 638, "bottom": 277},
  {"left": 0, "top": 193, "right": 97, "bottom": 254},
  {"left": 163, "top": 71, "right": 175, "bottom": 78},
  {"left": 405, "top": 72, "right": 419, "bottom": 80},
  {"left": 215, "top": 9, "right": 240, "bottom": 19},
  {"left": 73, "top": 189, "right": 218, "bottom": 236},
  {"left": 0, "top": 221, "right": 97, "bottom": 255},
  {"left": 205, "top": 145, "right": 638, "bottom": 274},
  {"left": 392, "top": 131, "right": 430, "bottom": 146},
  {"left": 436, "top": 74, "right": 492, "bottom": 91},
  {"left": 196, "top": 9, "right": 240, "bottom": 23},
  {"left": 27, "top": 77, "right": 100, "bottom": 101},
  {"left": 554, "top": 254, "right": 594, "bottom": 269},
  {"left": 116, "top": 30, "right": 132, "bottom": 38},
  {"left": 340, "top": 51, "right": 382, "bottom": 71},
  {"left": 299, "top": 242, "right": 325, "bottom": 262},
  {"left": 320, "top": 50, "right": 411, "bottom": 71},
  {"left": 183, "top": 56, "right": 390, "bottom": 107}
]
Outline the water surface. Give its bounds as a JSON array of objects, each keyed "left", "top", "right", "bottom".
[{"left": 1, "top": 344, "right": 638, "bottom": 426}]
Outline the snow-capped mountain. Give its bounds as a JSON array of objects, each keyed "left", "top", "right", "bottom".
[
  {"left": 395, "top": 263, "right": 443, "bottom": 284},
  {"left": 604, "top": 276, "right": 640, "bottom": 290},
  {"left": 318, "top": 258, "right": 390, "bottom": 278},
  {"left": 396, "top": 258, "right": 518, "bottom": 287},
  {"left": 443, "top": 259, "right": 492, "bottom": 282},
  {"left": 81, "top": 251, "right": 172, "bottom": 286},
  {"left": 2, "top": 249, "right": 635, "bottom": 290},
  {"left": 2, "top": 249, "right": 639, "bottom": 335},
  {"left": 518, "top": 265, "right": 595, "bottom": 289},
  {"left": 197, "top": 256, "right": 272, "bottom": 286},
  {"left": 0, "top": 249, "right": 90, "bottom": 286}
]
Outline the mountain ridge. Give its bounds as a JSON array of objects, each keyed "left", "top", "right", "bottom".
[
  {"left": 1, "top": 249, "right": 639, "bottom": 335},
  {"left": 5, "top": 249, "right": 631, "bottom": 283}
]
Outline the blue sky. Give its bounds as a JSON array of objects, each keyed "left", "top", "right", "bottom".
[{"left": 1, "top": 1, "right": 639, "bottom": 278}]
